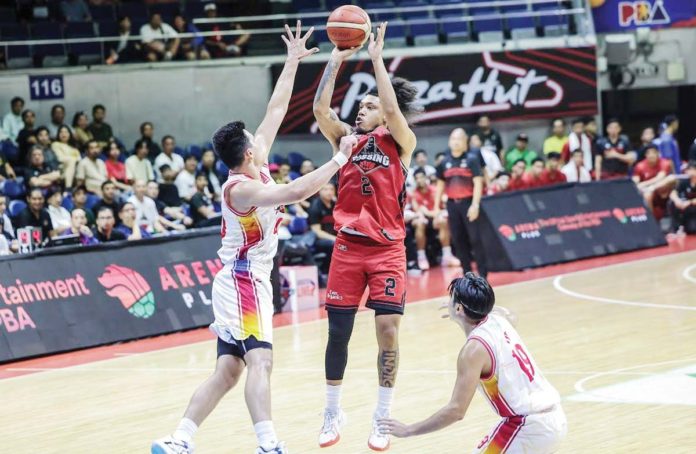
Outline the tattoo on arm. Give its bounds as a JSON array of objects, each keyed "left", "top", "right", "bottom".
[
  {"left": 379, "top": 349, "right": 399, "bottom": 387},
  {"left": 314, "top": 59, "right": 341, "bottom": 107}
]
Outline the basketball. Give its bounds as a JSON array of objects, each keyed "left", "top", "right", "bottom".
[{"left": 326, "top": 5, "right": 372, "bottom": 50}]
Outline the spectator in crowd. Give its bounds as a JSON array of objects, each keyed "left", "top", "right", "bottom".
[
  {"left": 173, "top": 14, "right": 210, "bottom": 60},
  {"left": 0, "top": 194, "right": 17, "bottom": 253},
  {"left": 126, "top": 139, "right": 155, "bottom": 184},
  {"left": 690, "top": 138, "right": 696, "bottom": 163},
  {"left": 487, "top": 172, "right": 509, "bottom": 195},
  {"left": 595, "top": 118, "right": 636, "bottom": 180},
  {"left": 633, "top": 144, "right": 674, "bottom": 216},
  {"left": 17, "top": 110, "right": 37, "bottom": 165},
  {"left": 51, "top": 125, "right": 80, "bottom": 188},
  {"left": 636, "top": 126, "right": 656, "bottom": 162},
  {"left": 146, "top": 180, "right": 192, "bottom": 230},
  {"left": 657, "top": 114, "right": 681, "bottom": 174},
  {"left": 35, "top": 126, "right": 60, "bottom": 170},
  {"left": 410, "top": 169, "right": 459, "bottom": 270},
  {"left": 61, "top": 0, "right": 91, "bottom": 22},
  {"left": 140, "top": 13, "right": 180, "bottom": 62},
  {"left": 106, "top": 15, "right": 141, "bottom": 65},
  {"left": 3, "top": 97, "right": 24, "bottom": 144},
  {"left": 136, "top": 122, "right": 162, "bottom": 162},
  {"left": 523, "top": 157, "right": 546, "bottom": 189},
  {"left": 275, "top": 162, "right": 291, "bottom": 184},
  {"left": 87, "top": 104, "right": 113, "bottom": 148},
  {"left": 92, "top": 180, "right": 120, "bottom": 221},
  {"left": 76, "top": 140, "right": 108, "bottom": 196},
  {"left": 669, "top": 161, "right": 696, "bottom": 234},
  {"left": 199, "top": 148, "right": 222, "bottom": 201},
  {"left": 472, "top": 133, "right": 503, "bottom": 182},
  {"left": 24, "top": 146, "right": 61, "bottom": 192},
  {"left": 543, "top": 118, "right": 568, "bottom": 155},
  {"left": 0, "top": 143, "right": 16, "bottom": 183},
  {"left": 542, "top": 152, "right": 567, "bottom": 186},
  {"left": 104, "top": 139, "right": 130, "bottom": 191},
  {"left": 61, "top": 208, "right": 98, "bottom": 245},
  {"left": 562, "top": 118, "right": 593, "bottom": 170},
  {"left": 472, "top": 114, "right": 503, "bottom": 160},
  {"left": 72, "top": 185, "right": 96, "bottom": 227},
  {"left": 300, "top": 159, "right": 316, "bottom": 176},
  {"left": 434, "top": 151, "right": 446, "bottom": 168},
  {"left": 507, "top": 159, "right": 528, "bottom": 191},
  {"left": 189, "top": 173, "right": 219, "bottom": 227},
  {"left": 201, "top": 3, "right": 250, "bottom": 58},
  {"left": 15, "top": 188, "right": 54, "bottom": 241},
  {"left": 71, "top": 111, "right": 94, "bottom": 148},
  {"left": 562, "top": 149, "right": 591, "bottom": 183},
  {"left": 93, "top": 206, "right": 126, "bottom": 242},
  {"left": 308, "top": 182, "right": 337, "bottom": 274},
  {"left": 584, "top": 116, "right": 598, "bottom": 146},
  {"left": 157, "top": 164, "right": 183, "bottom": 207},
  {"left": 116, "top": 201, "right": 151, "bottom": 240},
  {"left": 47, "top": 104, "right": 69, "bottom": 138},
  {"left": 435, "top": 128, "right": 488, "bottom": 277},
  {"left": 154, "top": 135, "right": 184, "bottom": 181},
  {"left": 46, "top": 188, "right": 72, "bottom": 235},
  {"left": 175, "top": 154, "right": 199, "bottom": 201},
  {"left": 128, "top": 179, "right": 165, "bottom": 233},
  {"left": 406, "top": 149, "right": 436, "bottom": 190},
  {"left": 503, "top": 133, "right": 537, "bottom": 171}
]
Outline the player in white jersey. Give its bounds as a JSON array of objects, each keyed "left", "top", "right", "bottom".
[
  {"left": 379, "top": 273, "right": 566, "bottom": 453},
  {"left": 152, "top": 22, "right": 357, "bottom": 454}
]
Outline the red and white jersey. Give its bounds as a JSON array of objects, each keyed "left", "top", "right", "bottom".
[
  {"left": 218, "top": 166, "right": 284, "bottom": 274},
  {"left": 334, "top": 126, "right": 408, "bottom": 244},
  {"left": 468, "top": 313, "right": 560, "bottom": 417}
]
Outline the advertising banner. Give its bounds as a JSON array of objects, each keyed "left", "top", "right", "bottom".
[
  {"left": 0, "top": 230, "right": 222, "bottom": 363},
  {"left": 272, "top": 47, "right": 598, "bottom": 134},
  {"left": 591, "top": 0, "right": 696, "bottom": 32},
  {"left": 479, "top": 179, "right": 667, "bottom": 271}
]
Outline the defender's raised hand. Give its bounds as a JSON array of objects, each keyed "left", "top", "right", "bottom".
[
  {"left": 282, "top": 20, "right": 319, "bottom": 61},
  {"left": 368, "top": 21, "right": 387, "bottom": 60}
]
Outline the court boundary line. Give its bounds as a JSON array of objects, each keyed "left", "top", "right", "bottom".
[{"left": 682, "top": 263, "right": 696, "bottom": 284}]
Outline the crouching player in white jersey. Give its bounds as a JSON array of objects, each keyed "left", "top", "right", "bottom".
[
  {"left": 152, "top": 22, "right": 357, "bottom": 454},
  {"left": 379, "top": 273, "right": 566, "bottom": 453}
]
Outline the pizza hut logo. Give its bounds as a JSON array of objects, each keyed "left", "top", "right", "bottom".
[{"left": 352, "top": 136, "right": 390, "bottom": 174}]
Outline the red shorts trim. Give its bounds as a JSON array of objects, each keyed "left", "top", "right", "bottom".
[
  {"left": 479, "top": 415, "right": 526, "bottom": 453},
  {"left": 325, "top": 233, "right": 406, "bottom": 314}
]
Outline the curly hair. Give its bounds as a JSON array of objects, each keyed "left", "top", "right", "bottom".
[
  {"left": 368, "top": 77, "right": 423, "bottom": 123},
  {"left": 212, "top": 121, "right": 249, "bottom": 170}
]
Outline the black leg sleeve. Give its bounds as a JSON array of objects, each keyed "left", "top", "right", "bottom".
[{"left": 325, "top": 310, "right": 357, "bottom": 381}]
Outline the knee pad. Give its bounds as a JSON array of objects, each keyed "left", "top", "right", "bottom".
[{"left": 328, "top": 311, "right": 356, "bottom": 345}]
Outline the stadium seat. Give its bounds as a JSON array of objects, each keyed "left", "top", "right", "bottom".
[
  {"left": 289, "top": 170, "right": 301, "bottom": 180},
  {"left": 288, "top": 216, "right": 309, "bottom": 234},
  {"left": 32, "top": 22, "right": 68, "bottom": 67},
  {"left": 85, "top": 193, "right": 101, "bottom": 210},
  {"left": 398, "top": 0, "right": 430, "bottom": 19},
  {"left": 66, "top": 22, "right": 101, "bottom": 65},
  {"left": 271, "top": 154, "right": 285, "bottom": 165},
  {"left": 294, "top": 0, "right": 323, "bottom": 10},
  {"left": 409, "top": 21, "right": 440, "bottom": 46},
  {"left": 0, "top": 8, "right": 17, "bottom": 25},
  {"left": 148, "top": 3, "right": 180, "bottom": 20},
  {"left": 2, "top": 180, "right": 25, "bottom": 200},
  {"left": 8, "top": 200, "right": 27, "bottom": 218},
  {"left": 471, "top": 11, "right": 504, "bottom": 43},
  {"left": 118, "top": 3, "right": 148, "bottom": 22},
  {"left": 441, "top": 19, "right": 470, "bottom": 44},
  {"left": 287, "top": 152, "right": 306, "bottom": 172},
  {"left": 97, "top": 21, "right": 119, "bottom": 37},
  {"left": 186, "top": 145, "right": 202, "bottom": 160},
  {"left": 89, "top": 4, "right": 114, "bottom": 21},
  {"left": 2, "top": 24, "right": 32, "bottom": 69},
  {"left": 184, "top": 2, "right": 205, "bottom": 18},
  {"left": 384, "top": 21, "right": 408, "bottom": 47},
  {"left": 374, "top": 11, "right": 400, "bottom": 22},
  {"left": 506, "top": 14, "right": 537, "bottom": 40},
  {"left": 215, "top": 160, "right": 229, "bottom": 178},
  {"left": 297, "top": 9, "right": 325, "bottom": 26},
  {"left": 61, "top": 194, "right": 74, "bottom": 211},
  {"left": 312, "top": 29, "right": 333, "bottom": 53}
]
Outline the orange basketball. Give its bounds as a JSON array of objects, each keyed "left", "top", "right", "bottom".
[{"left": 326, "top": 5, "right": 372, "bottom": 50}]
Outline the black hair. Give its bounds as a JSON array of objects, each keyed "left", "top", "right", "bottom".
[
  {"left": 51, "top": 104, "right": 65, "bottom": 115},
  {"left": 118, "top": 201, "right": 134, "bottom": 213},
  {"left": 547, "top": 152, "right": 561, "bottom": 161},
  {"left": 687, "top": 160, "right": 696, "bottom": 170},
  {"left": 84, "top": 139, "right": 99, "bottom": 153},
  {"left": 140, "top": 122, "right": 153, "bottom": 134},
  {"left": 92, "top": 104, "right": 105, "bottom": 114},
  {"left": 28, "top": 187, "right": 44, "bottom": 198},
  {"left": 21, "top": 109, "right": 34, "bottom": 121},
  {"left": 435, "top": 151, "right": 446, "bottom": 159},
  {"left": 185, "top": 154, "right": 198, "bottom": 162},
  {"left": 606, "top": 117, "right": 621, "bottom": 127},
  {"left": 571, "top": 117, "right": 584, "bottom": 126},
  {"left": 571, "top": 148, "right": 583, "bottom": 155},
  {"left": 413, "top": 167, "right": 426, "bottom": 178},
  {"left": 644, "top": 144, "right": 659, "bottom": 154},
  {"left": 582, "top": 116, "right": 596, "bottom": 124},
  {"left": 212, "top": 121, "right": 250, "bottom": 170},
  {"left": 96, "top": 206, "right": 115, "bottom": 216},
  {"left": 448, "top": 272, "right": 495, "bottom": 321},
  {"left": 73, "top": 185, "right": 88, "bottom": 195},
  {"left": 72, "top": 111, "right": 86, "bottom": 127},
  {"left": 134, "top": 139, "right": 149, "bottom": 153},
  {"left": 513, "top": 158, "right": 526, "bottom": 166},
  {"left": 159, "top": 164, "right": 172, "bottom": 173},
  {"left": 476, "top": 114, "right": 490, "bottom": 122},
  {"left": 101, "top": 180, "right": 115, "bottom": 190},
  {"left": 35, "top": 126, "right": 50, "bottom": 137},
  {"left": 117, "top": 15, "right": 129, "bottom": 23},
  {"left": 161, "top": 134, "right": 175, "bottom": 145},
  {"left": 195, "top": 171, "right": 209, "bottom": 180},
  {"left": 532, "top": 157, "right": 545, "bottom": 165},
  {"left": 11, "top": 96, "right": 24, "bottom": 106},
  {"left": 367, "top": 77, "right": 423, "bottom": 122},
  {"left": 413, "top": 149, "right": 427, "bottom": 158},
  {"left": 663, "top": 114, "right": 678, "bottom": 125}
]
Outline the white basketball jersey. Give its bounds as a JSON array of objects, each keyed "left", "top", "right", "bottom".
[
  {"left": 218, "top": 167, "right": 283, "bottom": 273},
  {"left": 468, "top": 313, "right": 560, "bottom": 417}
]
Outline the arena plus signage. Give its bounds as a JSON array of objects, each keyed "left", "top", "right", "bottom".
[
  {"left": 272, "top": 46, "right": 597, "bottom": 134},
  {"left": 0, "top": 231, "right": 222, "bottom": 363}
]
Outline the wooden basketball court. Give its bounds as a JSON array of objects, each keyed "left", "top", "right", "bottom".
[{"left": 2, "top": 246, "right": 696, "bottom": 453}]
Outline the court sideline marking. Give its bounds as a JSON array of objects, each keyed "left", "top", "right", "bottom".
[{"left": 682, "top": 263, "right": 696, "bottom": 284}]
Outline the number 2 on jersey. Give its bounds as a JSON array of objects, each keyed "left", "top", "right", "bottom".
[
  {"left": 511, "top": 344, "right": 535, "bottom": 382},
  {"left": 361, "top": 176, "right": 373, "bottom": 195}
]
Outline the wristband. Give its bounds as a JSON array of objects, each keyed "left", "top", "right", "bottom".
[{"left": 332, "top": 153, "right": 349, "bottom": 167}]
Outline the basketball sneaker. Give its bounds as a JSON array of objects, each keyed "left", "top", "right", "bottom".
[
  {"left": 151, "top": 436, "right": 194, "bottom": 454},
  {"left": 256, "top": 441, "right": 289, "bottom": 453},
  {"left": 319, "top": 409, "right": 346, "bottom": 448},
  {"left": 417, "top": 256, "right": 430, "bottom": 271},
  {"left": 441, "top": 255, "right": 461, "bottom": 267},
  {"left": 367, "top": 413, "right": 390, "bottom": 451}
]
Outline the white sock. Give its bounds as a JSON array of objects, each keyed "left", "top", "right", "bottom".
[
  {"left": 417, "top": 249, "right": 426, "bottom": 260},
  {"left": 375, "top": 386, "right": 394, "bottom": 417},
  {"left": 254, "top": 420, "right": 278, "bottom": 450},
  {"left": 442, "top": 246, "right": 453, "bottom": 258},
  {"left": 326, "top": 384, "right": 342, "bottom": 413},
  {"left": 173, "top": 418, "right": 198, "bottom": 443}
]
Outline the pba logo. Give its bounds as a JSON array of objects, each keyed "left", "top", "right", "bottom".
[
  {"left": 498, "top": 224, "right": 517, "bottom": 242},
  {"left": 352, "top": 136, "right": 390, "bottom": 174},
  {"left": 612, "top": 208, "right": 628, "bottom": 224},
  {"left": 98, "top": 264, "right": 156, "bottom": 318},
  {"left": 618, "top": 1, "right": 670, "bottom": 27}
]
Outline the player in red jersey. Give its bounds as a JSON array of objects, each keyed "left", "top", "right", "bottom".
[
  {"left": 632, "top": 144, "right": 675, "bottom": 216},
  {"left": 312, "top": 22, "right": 421, "bottom": 451}
]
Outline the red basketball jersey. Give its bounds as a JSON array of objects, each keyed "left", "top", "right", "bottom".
[{"left": 334, "top": 126, "right": 407, "bottom": 244}]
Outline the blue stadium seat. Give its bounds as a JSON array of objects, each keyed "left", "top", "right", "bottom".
[
  {"left": 97, "top": 21, "right": 119, "bottom": 37},
  {"left": 288, "top": 216, "right": 309, "bottom": 234},
  {"left": 184, "top": 2, "right": 205, "bottom": 18},
  {"left": 398, "top": 0, "right": 430, "bottom": 19},
  {"left": 287, "top": 152, "right": 306, "bottom": 172},
  {"left": 0, "top": 8, "right": 17, "bottom": 25},
  {"left": 271, "top": 154, "right": 285, "bottom": 165},
  {"left": 186, "top": 145, "right": 202, "bottom": 160},
  {"left": 61, "top": 194, "right": 74, "bottom": 211},
  {"left": 298, "top": 9, "right": 325, "bottom": 26},
  {"left": 312, "top": 28, "right": 333, "bottom": 52},
  {"left": 506, "top": 14, "right": 537, "bottom": 40},
  {"left": 384, "top": 21, "right": 408, "bottom": 47},
  {"left": 66, "top": 22, "right": 101, "bottom": 64},
  {"left": 374, "top": 11, "right": 399, "bottom": 22},
  {"left": 118, "top": 3, "right": 148, "bottom": 21},
  {"left": 435, "top": 9, "right": 465, "bottom": 19},
  {"left": 2, "top": 179, "right": 25, "bottom": 200},
  {"left": 85, "top": 193, "right": 101, "bottom": 209},
  {"left": 294, "top": 0, "right": 322, "bottom": 10},
  {"left": 9, "top": 200, "right": 27, "bottom": 218},
  {"left": 471, "top": 11, "right": 503, "bottom": 42},
  {"left": 215, "top": 160, "right": 229, "bottom": 178},
  {"left": 441, "top": 19, "right": 469, "bottom": 43},
  {"left": 535, "top": 5, "right": 569, "bottom": 36},
  {"left": 409, "top": 21, "right": 439, "bottom": 46},
  {"left": 148, "top": 3, "right": 180, "bottom": 19},
  {"left": 2, "top": 26, "right": 32, "bottom": 69},
  {"left": 32, "top": 22, "right": 68, "bottom": 67},
  {"left": 289, "top": 170, "right": 301, "bottom": 180},
  {"left": 89, "top": 4, "right": 114, "bottom": 21}
]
